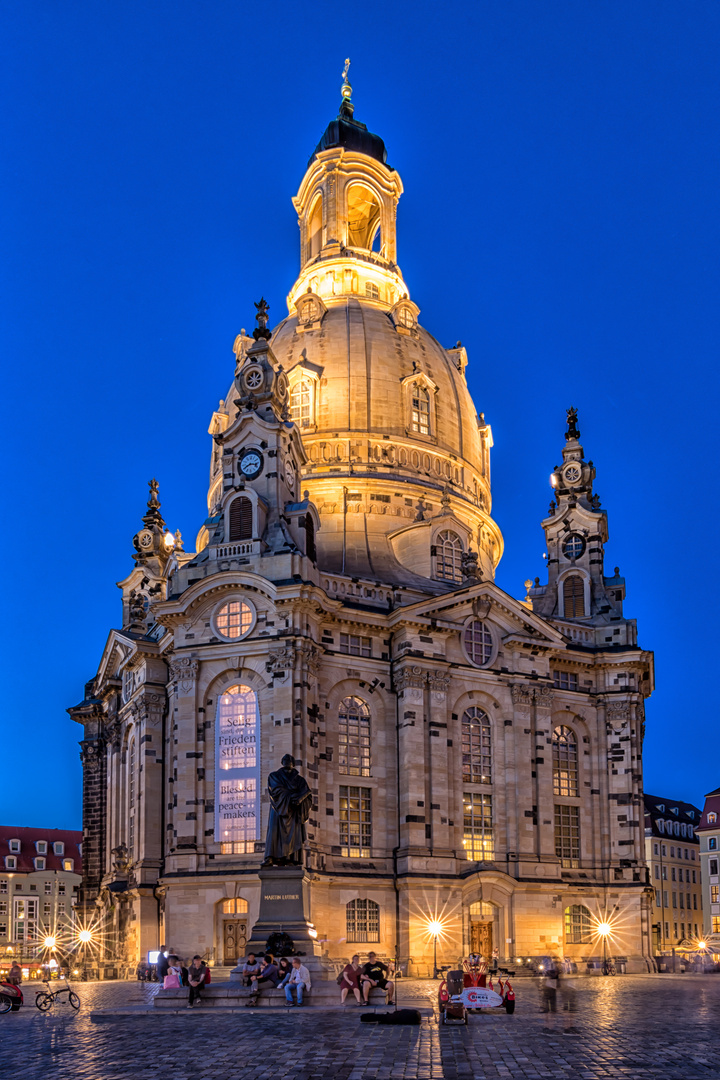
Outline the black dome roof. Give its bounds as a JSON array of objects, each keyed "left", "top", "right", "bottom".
[{"left": 311, "top": 101, "right": 389, "bottom": 167}]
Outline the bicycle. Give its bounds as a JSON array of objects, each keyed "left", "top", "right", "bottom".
[
  {"left": 35, "top": 978, "right": 81, "bottom": 1012},
  {"left": 602, "top": 959, "right": 616, "bottom": 976}
]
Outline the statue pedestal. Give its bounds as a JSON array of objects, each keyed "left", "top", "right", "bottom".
[{"left": 230, "top": 865, "right": 326, "bottom": 981}]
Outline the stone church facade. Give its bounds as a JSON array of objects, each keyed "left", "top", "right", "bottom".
[{"left": 70, "top": 79, "right": 655, "bottom": 974}]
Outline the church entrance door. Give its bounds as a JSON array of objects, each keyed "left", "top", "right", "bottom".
[
  {"left": 470, "top": 921, "right": 493, "bottom": 960},
  {"left": 223, "top": 920, "right": 248, "bottom": 965}
]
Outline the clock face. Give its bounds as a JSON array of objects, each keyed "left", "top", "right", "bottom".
[
  {"left": 563, "top": 463, "right": 582, "bottom": 484},
  {"left": 240, "top": 450, "right": 262, "bottom": 478},
  {"left": 285, "top": 461, "right": 294, "bottom": 488}
]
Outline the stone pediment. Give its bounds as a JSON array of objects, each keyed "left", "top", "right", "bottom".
[{"left": 387, "top": 580, "right": 567, "bottom": 647}]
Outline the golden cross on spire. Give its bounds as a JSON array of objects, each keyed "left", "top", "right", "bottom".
[{"left": 341, "top": 58, "right": 352, "bottom": 100}]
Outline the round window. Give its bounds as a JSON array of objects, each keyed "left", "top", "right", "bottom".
[
  {"left": 463, "top": 620, "right": 493, "bottom": 667},
  {"left": 562, "top": 534, "right": 585, "bottom": 560},
  {"left": 215, "top": 599, "right": 255, "bottom": 640}
]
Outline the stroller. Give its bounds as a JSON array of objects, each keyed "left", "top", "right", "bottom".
[{"left": 0, "top": 982, "right": 23, "bottom": 1013}]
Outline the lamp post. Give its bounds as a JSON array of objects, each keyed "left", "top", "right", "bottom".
[
  {"left": 78, "top": 929, "right": 93, "bottom": 981},
  {"left": 428, "top": 920, "right": 442, "bottom": 979},
  {"left": 597, "top": 922, "right": 611, "bottom": 975}
]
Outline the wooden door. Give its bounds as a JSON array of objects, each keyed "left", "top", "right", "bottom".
[
  {"left": 470, "top": 921, "right": 493, "bottom": 960},
  {"left": 223, "top": 920, "right": 248, "bottom": 965}
]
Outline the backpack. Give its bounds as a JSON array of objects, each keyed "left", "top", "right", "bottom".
[{"left": 204, "top": 968, "right": 212, "bottom": 985}]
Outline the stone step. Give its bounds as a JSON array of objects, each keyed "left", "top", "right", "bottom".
[{"left": 154, "top": 983, "right": 395, "bottom": 1010}]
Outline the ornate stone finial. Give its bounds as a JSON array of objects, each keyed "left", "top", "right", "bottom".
[
  {"left": 565, "top": 406, "right": 581, "bottom": 441},
  {"left": 441, "top": 487, "right": 451, "bottom": 508},
  {"left": 174, "top": 529, "right": 184, "bottom": 552},
  {"left": 548, "top": 499, "right": 556, "bottom": 517},
  {"left": 341, "top": 58, "right": 352, "bottom": 99},
  {"left": 253, "top": 298, "right": 272, "bottom": 341},
  {"left": 461, "top": 549, "right": 483, "bottom": 583},
  {"left": 148, "top": 478, "right": 160, "bottom": 510}
]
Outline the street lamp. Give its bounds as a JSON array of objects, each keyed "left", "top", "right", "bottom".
[
  {"left": 597, "top": 922, "right": 612, "bottom": 974},
  {"left": 428, "top": 920, "right": 443, "bottom": 979},
  {"left": 78, "top": 929, "right": 93, "bottom": 981}
]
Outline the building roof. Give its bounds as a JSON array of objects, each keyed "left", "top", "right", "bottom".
[
  {"left": 0, "top": 826, "right": 83, "bottom": 874},
  {"left": 643, "top": 794, "right": 701, "bottom": 842},
  {"left": 697, "top": 789, "right": 720, "bottom": 831},
  {"left": 311, "top": 108, "right": 388, "bottom": 167}
]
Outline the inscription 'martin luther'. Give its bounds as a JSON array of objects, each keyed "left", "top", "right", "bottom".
[{"left": 263, "top": 893, "right": 300, "bottom": 900}]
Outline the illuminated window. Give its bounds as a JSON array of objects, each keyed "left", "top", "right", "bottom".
[
  {"left": 711, "top": 885, "right": 719, "bottom": 903},
  {"left": 463, "top": 620, "right": 493, "bottom": 667},
  {"left": 290, "top": 378, "right": 313, "bottom": 427},
  {"left": 553, "top": 670, "right": 578, "bottom": 691},
  {"left": 339, "top": 786, "right": 372, "bottom": 857},
  {"left": 563, "top": 575, "right": 585, "bottom": 618},
  {"left": 346, "top": 898, "right": 380, "bottom": 943},
  {"left": 435, "top": 531, "right": 463, "bottom": 583},
  {"left": 709, "top": 813, "right": 718, "bottom": 825},
  {"left": 396, "top": 305, "right": 414, "bottom": 329},
  {"left": 216, "top": 600, "right": 254, "bottom": 641},
  {"left": 713, "top": 916, "right": 720, "bottom": 933},
  {"left": 216, "top": 685, "right": 259, "bottom": 854},
  {"left": 555, "top": 805, "right": 580, "bottom": 868},
  {"left": 461, "top": 708, "right": 492, "bottom": 784},
  {"left": 338, "top": 696, "right": 371, "bottom": 777},
  {"left": 564, "top": 904, "right": 592, "bottom": 944},
  {"left": 221, "top": 897, "right": 249, "bottom": 913},
  {"left": 562, "top": 534, "right": 585, "bottom": 560},
  {"left": 411, "top": 385, "right": 430, "bottom": 435},
  {"left": 339, "top": 634, "right": 371, "bottom": 657},
  {"left": 365, "top": 281, "right": 379, "bottom": 300},
  {"left": 710, "top": 838, "right": 717, "bottom": 850},
  {"left": 552, "top": 727, "right": 579, "bottom": 797},
  {"left": 228, "top": 496, "right": 253, "bottom": 541},
  {"left": 12, "top": 897, "right": 38, "bottom": 943},
  {"left": 129, "top": 737, "right": 136, "bottom": 829},
  {"left": 62, "top": 859, "right": 74, "bottom": 873},
  {"left": 463, "top": 792, "right": 493, "bottom": 860}
]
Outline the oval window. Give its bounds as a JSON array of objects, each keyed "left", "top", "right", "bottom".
[{"left": 215, "top": 599, "right": 255, "bottom": 640}]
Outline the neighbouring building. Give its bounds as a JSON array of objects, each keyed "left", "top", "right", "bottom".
[
  {"left": 0, "top": 827, "right": 82, "bottom": 964},
  {"left": 643, "top": 795, "right": 702, "bottom": 953},
  {"left": 69, "top": 75, "right": 656, "bottom": 976},
  {"left": 697, "top": 787, "right": 720, "bottom": 946}
]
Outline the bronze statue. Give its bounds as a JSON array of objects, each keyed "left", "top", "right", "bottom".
[{"left": 263, "top": 754, "right": 312, "bottom": 866}]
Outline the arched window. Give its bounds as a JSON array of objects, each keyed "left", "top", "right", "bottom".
[
  {"left": 346, "top": 898, "right": 380, "bottom": 943},
  {"left": 128, "top": 737, "right": 136, "bottom": 853},
  {"left": 290, "top": 378, "right": 313, "bottom": 427},
  {"left": 563, "top": 574, "right": 585, "bottom": 618},
  {"left": 564, "top": 904, "right": 592, "bottom": 944},
  {"left": 215, "top": 685, "right": 260, "bottom": 854},
  {"left": 462, "top": 708, "right": 492, "bottom": 784},
  {"left": 229, "top": 496, "right": 252, "bottom": 541},
  {"left": 708, "top": 812, "right": 717, "bottom": 825},
  {"left": 411, "top": 385, "right": 430, "bottom": 435},
  {"left": 552, "top": 726, "right": 578, "bottom": 797},
  {"left": 346, "top": 184, "right": 381, "bottom": 250},
  {"left": 435, "top": 531, "right": 463, "bottom": 583},
  {"left": 338, "top": 696, "right": 371, "bottom": 776},
  {"left": 304, "top": 515, "right": 316, "bottom": 563},
  {"left": 307, "top": 195, "right": 322, "bottom": 259}
]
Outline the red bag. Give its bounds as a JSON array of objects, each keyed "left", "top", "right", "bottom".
[{"left": 204, "top": 968, "right": 212, "bottom": 984}]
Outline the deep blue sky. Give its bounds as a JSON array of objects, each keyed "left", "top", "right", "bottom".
[{"left": 2, "top": 2, "right": 718, "bottom": 828}]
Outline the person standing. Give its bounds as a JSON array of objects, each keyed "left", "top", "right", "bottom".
[
  {"left": 157, "top": 948, "right": 170, "bottom": 983},
  {"left": 541, "top": 960, "right": 560, "bottom": 1032},
  {"left": 284, "top": 956, "right": 311, "bottom": 1007},
  {"left": 340, "top": 955, "right": 362, "bottom": 1005},
  {"left": 7, "top": 962, "right": 22, "bottom": 986},
  {"left": 187, "top": 955, "right": 207, "bottom": 1009}
]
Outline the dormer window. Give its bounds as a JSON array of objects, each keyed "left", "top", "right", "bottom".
[
  {"left": 290, "top": 379, "right": 312, "bottom": 427},
  {"left": 34, "top": 857, "right": 46, "bottom": 871},
  {"left": 709, "top": 812, "right": 718, "bottom": 825},
  {"left": 8, "top": 840, "right": 20, "bottom": 854},
  {"left": 396, "top": 305, "right": 415, "bottom": 329},
  {"left": 62, "top": 859, "right": 74, "bottom": 872},
  {"left": 5, "top": 856, "right": 16, "bottom": 870},
  {"left": 36, "top": 841, "right": 47, "bottom": 855},
  {"left": 435, "top": 531, "right": 463, "bottom": 583},
  {"left": 53, "top": 842, "right": 64, "bottom": 856}
]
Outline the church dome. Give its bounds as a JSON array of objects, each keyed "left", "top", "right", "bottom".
[{"left": 212, "top": 86, "right": 503, "bottom": 589}]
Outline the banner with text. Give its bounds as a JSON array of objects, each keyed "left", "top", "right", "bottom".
[{"left": 214, "top": 683, "right": 260, "bottom": 851}]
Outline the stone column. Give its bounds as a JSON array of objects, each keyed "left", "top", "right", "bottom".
[
  {"left": 167, "top": 656, "right": 199, "bottom": 869},
  {"left": 427, "top": 670, "right": 452, "bottom": 855},
  {"left": 394, "top": 665, "right": 429, "bottom": 862},
  {"left": 78, "top": 718, "right": 107, "bottom": 915},
  {"left": 533, "top": 686, "right": 554, "bottom": 861}
]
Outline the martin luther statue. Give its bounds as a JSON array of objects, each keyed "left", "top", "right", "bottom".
[{"left": 263, "top": 754, "right": 312, "bottom": 865}]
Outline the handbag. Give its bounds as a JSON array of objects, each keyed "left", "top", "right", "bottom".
[
  {"left": 204, "top": 968, "right": 212, "bottom": 984},
  {"left": 163, "top": 972, "right": 181, "bottom": 989},
  {"left": 336, "top": 970, "right": 346, "bottom": 986}
]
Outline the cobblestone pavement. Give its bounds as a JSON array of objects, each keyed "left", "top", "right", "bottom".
[{"left": 1, "top": 975, "right": 719, "bottom": 1079}]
